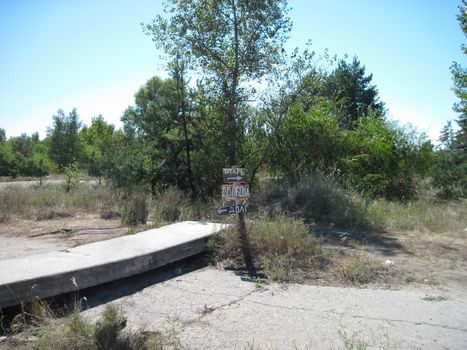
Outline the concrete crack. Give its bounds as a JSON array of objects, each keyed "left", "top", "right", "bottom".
[{"left": 244, "top": 299, "right": 467, "bottom": 333}]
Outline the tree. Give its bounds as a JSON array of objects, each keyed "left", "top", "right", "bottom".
[
  {"left": 144, "top": 0, "right": 291, "bottom": 166},
  {"left": 121, "top": 76, "right": 188, "bottom": 193},
  {"left": 0, "top": 128, "right": 6, "bottom": 143},
  {"left": 48, "top": 109, "right": 83, "bottom": 171},
  {"left": 80, "top": 115, "right": 115, "bottom": 179},
  {"left": 321, "top": 57, "right": 385, "bottom": 128},
  {"left": 432, "top": 1, "right": 467, "bottom": 198}
]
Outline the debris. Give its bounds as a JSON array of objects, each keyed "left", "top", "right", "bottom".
[
  {"left": 384, "top": 259, "right": 394, "bottom": 267},
  {"left": 0, "top": 336, "right": 6, "bottom": 343}
]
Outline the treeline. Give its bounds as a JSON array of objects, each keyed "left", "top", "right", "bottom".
[
  {"left": 1, "top": 0, "right": 465, "bottom": 201},
  {"left": 0, "top": 111, "right": 113, "bottom": 181}
]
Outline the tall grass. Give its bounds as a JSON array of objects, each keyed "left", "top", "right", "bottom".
[
  {"left": 366, "top": 198, "right": 467, "bottom": 233},
  {"left": 210, "top": 215, "right": 323, "bottom": 282},
  {"left": 0, "top": 183, "right": 116, "bottom": 222},
  {"left": 148, "top": 186, "right": 212, "bottom": 227}
]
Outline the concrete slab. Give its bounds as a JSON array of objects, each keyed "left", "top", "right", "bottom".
[{"left": 0, "top": 221, "right": 226, "bottom": 308}]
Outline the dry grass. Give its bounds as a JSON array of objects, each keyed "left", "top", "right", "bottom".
[
  {"left": 336, "top": 254, "right": 390, "bottom": 285},
  {"left": 210, "top": 215, "right": 324, "bottom": 282},
  {"left": 0, "top": 183, "right": 116, "bottom": 222},
  {"left": 148, "top": 186, "right": 213, "bottom": 227},
  {"left": 5, "top": 303, "right": 184, "bottom": 350},
  {"left": 366, "top": 198, "right": 467, "bottom": 233}
]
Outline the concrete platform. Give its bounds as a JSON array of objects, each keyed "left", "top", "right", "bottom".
[{"left": 0, "top": 221, "right": 226, "bottom": 308}]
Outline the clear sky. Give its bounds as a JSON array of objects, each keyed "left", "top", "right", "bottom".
[{"left": 0, "top": 0, "right": 465, "bottom": 142}]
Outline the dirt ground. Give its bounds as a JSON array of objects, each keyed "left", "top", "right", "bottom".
[{"left": 0, "top": 214, "right": 128, "bottom": 259}]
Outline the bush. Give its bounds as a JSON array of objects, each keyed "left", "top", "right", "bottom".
[
  {"left": 149, "top": 186, "right": 192, "bottom": 226},
  {"left": 211, "top": 215, "right": 323, "bottom": 282},
  {"left": 257, "top": 173, "right": 370, "bottom": 229},
  {"left": 121, "top": 192, "right": 149, "bottom": 226}
]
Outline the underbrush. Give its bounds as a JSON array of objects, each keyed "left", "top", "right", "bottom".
[
  {"left": 210, "top": 215, "right": 324, "bottom": 282},
  {"left": 0, "top": 183, "right": 116, "bottom": 222}
]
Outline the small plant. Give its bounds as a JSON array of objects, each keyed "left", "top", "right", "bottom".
[
  {"left": 64, "top": 162, "right": 81, "bottom": 192},
  {"left": 122, "top": 194, "right": 148, "bottom": 226},
  {"left": 337, "top": 255, "right": 385, "bottom": 284}
]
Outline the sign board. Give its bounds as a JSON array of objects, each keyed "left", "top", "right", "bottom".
[
  {"left": 217, "top": 204, "right": 248, "bottom": 215},
  {"left": 221, "top": 184, "right": 250, "bottom": 200},
  {"left": 223, "top": 168, "right": 246, "bottom": 183}
]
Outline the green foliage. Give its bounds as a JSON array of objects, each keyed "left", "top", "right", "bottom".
[
  {"left": 261, "top": 173, "right": 369, "bottom": 228},
  {"left": 80, "top": 115, "right": 115, "bottom": 179},
  {"left": 431, "top": 1, "right": 467, "bottom": 199},
  {"left": 48, "top": 108, "right": 83, "bottom": 171},
  {"left": 343, "top": 115, "right": 433, "bottom": 200},
  {"left": 321, "top": 57, "right": 385, "bottom": 128},
  {"left": 268, "top": 99, "right": 344, "bottom": 183},
  {"left": 64, "top": 162, "right": 81, "bottom": 192},
  {"left": 145, "top": 0, "right": 291, "bottom": 168}
]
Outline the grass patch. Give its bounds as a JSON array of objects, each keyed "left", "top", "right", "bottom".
[
  {"left": 0, "top": 183, "right": 117, "bottom": 221},
  {"left": 210, "top": 215, "right": 324, "bottom": 282},
  {"left": 366, "top": 198, "right": 467, "bottom": 233},
  {"left": 336, "top": 254, "right": 389, "bottom": 285},
  {"left": 7, "top": 304, "right": 184, "bottom": 350}
]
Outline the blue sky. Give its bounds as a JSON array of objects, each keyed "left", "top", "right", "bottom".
[{"left": 0, "top": 0, "right": 465, "bottom": 141}]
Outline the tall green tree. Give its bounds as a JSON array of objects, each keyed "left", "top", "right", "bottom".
[
  {"left": 432, "top": 1, "right": 467, "bottom": 198},
  {"left": 119, "top": 75, "right": 198, "bottom": 194},
  {"left": 80, "top": 115, "right": 115, "bottom": 179},
  {"left": 322, "top": 57, "right": 385, "bottom": 129},
  {"left": 144, "top": 0, "right": 291, "bottom": 166},
  {"left": 48, "top": 108, "right": 83, "bottom": 171}
]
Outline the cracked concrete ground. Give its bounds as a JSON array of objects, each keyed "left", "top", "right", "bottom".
[{"left": 82, "top": 267, "right": 467, "bottom": 350}]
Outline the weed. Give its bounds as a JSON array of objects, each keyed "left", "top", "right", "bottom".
[
  {"left": 211, "top": 215, "right": 323, "bottom": 282},
  {"left": 337, "top": 254, "right": 387, "bottom": 284},
  {"left": 337, "top": 328, "right": 368, "bottom": 350},
  {"left": 25, "top": 303, "right": 181, "bottom": 350}
]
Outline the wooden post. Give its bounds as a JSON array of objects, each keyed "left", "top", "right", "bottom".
[{"left": 238, "top": 209, "right": 256, "bottom": 276}]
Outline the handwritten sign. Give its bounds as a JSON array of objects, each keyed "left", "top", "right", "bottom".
[
  {"left": 223, "top": 168, "right": 246, "bottom": 183},
  {"left": 221, "top": 184, "right": 250, "bottom": 200},
  {"left": 217, "top": 204, "right": 248, "bottom": 215}
]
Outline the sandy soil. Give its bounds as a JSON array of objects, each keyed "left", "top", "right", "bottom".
[{"left": 0, "top": 214, "right": 127, "bottom": 259}]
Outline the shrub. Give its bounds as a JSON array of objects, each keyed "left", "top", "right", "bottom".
[
  {"left": 149, "top": 186, "right": 191, "bottom": 226},
  {"left": 211, "top": 215, "right": 323, "bottom": 282},
  {"left": 257, "top": 173, "right": 370, "bottom": 229}
]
